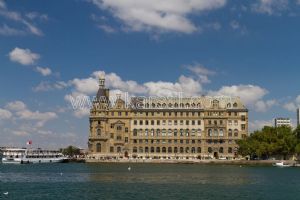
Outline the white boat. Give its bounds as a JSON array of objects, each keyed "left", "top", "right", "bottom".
[
  {"left": 1, "top": 148, "right": 67, "bottom": 164},
  {"left": 273, "top": 161, "right": 292, "bottom": 167}
]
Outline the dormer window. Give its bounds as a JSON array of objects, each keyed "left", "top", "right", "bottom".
[
  {"left": 233, "top": 102, "right": 238, "bottom": 108},
  {"left": 212, "top": 100, "right": 219, "bottom": 108}
]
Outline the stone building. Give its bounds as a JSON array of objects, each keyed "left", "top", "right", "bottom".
[{"left": 88, "top": 76, "right": 248, "bottom": 160}]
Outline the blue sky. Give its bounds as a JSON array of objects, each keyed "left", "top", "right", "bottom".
[{"left": 1, "top": 0, "right": 300, "bottom": 148}]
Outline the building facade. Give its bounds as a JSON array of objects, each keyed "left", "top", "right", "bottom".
[
  {"left": 88, "top": 77, "right": 248, "bottom": 160},
  {"left": 274, "top": 118, "right": 291, "bottom": 128}
]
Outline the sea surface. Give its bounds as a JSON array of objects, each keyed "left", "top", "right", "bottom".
[{"left": 0, "top": 163, "right": 300, "bottom": 200}]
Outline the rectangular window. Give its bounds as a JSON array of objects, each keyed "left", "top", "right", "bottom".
[
  {"left": 110, "top": 133, "right": 114, "bottom": 139},
  {"left": 125, "top": 127, "right": 128, "bottom": 133},
  {"left": 145, "top": 120, "right": 149, "bottom": 125},
  {"left": 241, "top": 115, "right": 246, "bottom": 121},
  {"left": 157, "top": 120, "right": 160, "bottom": 125},
  {"left": 168, "top": 120, "right": 172, "bottom": 125},
  {"left": 134, "top": 120, "right": 137, "bottom": 125},
  {"left": 162, "top": 120, "right": 166, "bottom": 125},
  {"left": 180, "top": 120, "right": 183, "bottom": 125},
  {"left": 151, "top": 120, "right": 154, "bottom": 125},
  {"left": 198, "top": 120, "right": 201, "bottom": 125},
  {"left": 186, "top": 120, "right": 189, "bottom": 125},
  {"left": 241, "top": 124, "right": 246, "bottom": 130},
  {"left": 125, "top": 137, "right": 128, "bottom": 143},
  {"left": 174, "top": 120, "right": 178, "bottom": 125},
  {"left": 111, "top": 112, "right": 114, "bottom": 116},
  {"left": 192, "top": 120, "right": 195, "bottom": 125},
  {"left": 140, "top": 120, "right": 143, "bottom": 125},
  {"left": 118, "top": 112, "right": 121, "bottom": 116},
  {"left": 110, "top": 147, "right": 114, "bottom": 153}
]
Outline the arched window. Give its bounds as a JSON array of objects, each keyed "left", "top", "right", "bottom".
[
  {"left": 156, "top": 129, "right": 160, "bottom": 137},
  {"left": 145, "top": 129, "right": 149, "bottom": 136},
  {"left": 227, "top": 103, "right": 231, "bottom": 108},
  {"left": 214, "top": 129, "right": 218, "bottom": 136},
  {"left": 233, "top": 102, "right": 238, "bottom": 108},
  {"left": 174, "top": 103, "right": 178, "bottom": 108},
  {"left": 191, "top": 147, "right": 196, "bottom": 153},
  {"left": 152, "top": 103, "right": 155, "bottom": 108},
  {"left": 186, "top": 129, "right": 189, "bottom": 137},
  {"left": 139, "top": 147, "right": 143, "bottom": 153},
  {"left": 219, "top": 147, "right": 224, "bottom": 153},
  {"left": 197, "top": 103, "right": 201, "bottom": 108},
  {"left": 151, "top": 147, "right": 155, "bottom": 153},
  {"left": 162, "top": 103, "right": 167, "bottom": 108},
  {"left": 168, "top": 129, "right": 172, "bottom": 136},
  {"left": 208, "top": 129, "right": 212, "bottom": 137},
  {"left": 180, "top": 103, "right": 184, "bottom": 108},
  {"left": 162, "top": 147, "right": 166, "bottom": 153},
  {"left": 145, "top": 103, "right": 149, "bottom": 108},
  {"left": 185, "top": 103, "right": 190, "bottom": 108},
  {"left": 208, "top": 147, "right": 212, "bottom": 153},
  {"left": 168, "top": 103, "right": 172, "bottom": 108},
  {"left": 97, "top": 128, "right": 101, "bottom": 136},
  {"left": 151, "top": 129, "right": 154, "bottom": 136},
  {"left": 185, "top": 147, "right": 190, "bottom": 153},
  {"left": 168, "top": 147, "right": 172, "bottom": 153},
  {"left": 96, "top": 143, "right": 101, "bottom": 152},
  {"left": 191, "top": 103, "right": 196, "bottom": 108},
  {"left": 234, "top": 129, "right": 239, "bottom": 137},
  {"left": 117, "top": 146, "right": 121, "bottom": 153},
  {"left": 174, "top": 147, "right": 178, "bottom": 153},
  {"left": 219, "top": 129, "right": 224, "bottom": 137},
  {"left": 133, "top": 147, "right": 137, "bottom": 153},
  {"left": 191, "top": 129, "right": 196, "bottom": 136},
  {"left": 162, "top": 129, "right": 166, "bottom": 136},
  {"left": 180, "top": 129, "right": 184, "bottom": 136},
  {"left": 174, "top": 129, "right": 178, "bottom": 137},
  {"left": 180, "top": 147, "right": 184, "bottom": 153},
  {"left": 157, "top": 103, "right": 161, "bottom": 108},
  {"left": 228, "top": 129, "right": 232, "bottom": 137},
  {"left": 228, "top": 147, "right": 233, "bottom": 153},
  {"left": 197, "top": 147, "right": 201, "bottom": 153},
  {"left": 212, "top": 100, "right": 219, "bottom": 108},
  {"left": 156, "top": 147, "right": 161, "bottom": 153},
  {"left": 145, "top": 147, "right": 149, "bottom": 153}
]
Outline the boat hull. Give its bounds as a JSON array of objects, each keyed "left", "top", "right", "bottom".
[{"left": 2, "top": 157, "right": 67, "bottom": 164}]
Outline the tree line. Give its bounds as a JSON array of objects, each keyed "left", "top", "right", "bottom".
[{"left": 237, "top": 125, "right": 300, "bottom": 160}]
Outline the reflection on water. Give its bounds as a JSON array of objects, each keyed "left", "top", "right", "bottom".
[{"left": 0, "top": 163, "right": 299, "bottom": 200}]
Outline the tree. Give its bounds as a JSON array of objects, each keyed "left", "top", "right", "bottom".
[{"left": 61, "top": 146, "right": 80, "bottom": 157}]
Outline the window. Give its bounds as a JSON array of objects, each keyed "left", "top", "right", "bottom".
[
  {"left": 133, "top": 147, "right": 137, "bottom": 153},
  {"left": 191, "top": 147, "right": 196, "bottom": 153},
  {"left": 214, "top": 129, "right": 218, "bottom": 136},
  {"left": 156, "top": 129, "right": 160, "bottom": 137},
  {"left": 186, "top": 120, "right": 189, "bottom": 125},
  {"left": 145, "top": 120, "right": 149, "bottom": 125},
  {"left": 241, "top": 124, "right": 246, "bottom": 130},
  {"left": 145, "top": 129, "right": 149, "bottom": 136},
  {"left": 145, "top": 147, "right": 149, "bottom": 153},
  {"left": 174, "top": 129, "right": 178, "bottom": 137},
  {"left": 233, "top": 103, "right": 238, "bottom": 108},
  {"left": 97, "top": 128, "right": 101, "bottom": 136},
  {"left": 191, "top": 129, "right": 195, "bottom": 136},
  {"left": 168, "top": 120, "right": 172, "bottom": 125},
  {"left": 197, "top": 147, "right": 201, "bottom": 153},
  {"left": 125, "top": 137, "right": 128, "bottom": 143},
  {"left": 174, "top": 147, "right": 178, "bottom": 153},
  {"left": 151, "top": 120, "right": 155, "bottom": 125},
  {"left": 180, "top": 120, "right": 183, "bottom": 125},
  {"left": 228, "top": 129, "right": 232, "bottom": 137},
  {"left": 208, "top": 147, "right": 212, "bottom": 153},
  {"left": 168, "top": 129, "right": 172, "bottom": 136},
  {"left": 96, "top": 143, "right": 101, "bottom": 152},
  {"left": 110, "top": 133, "right": 114, "bottom": 139},
  {"left": 162, "top": 147, "right": 166, "bottom": 153},
  {"left": 174, "top": 120, "right": 178, "bottom": 125},
  {"left": 139, "top": 147, "right": 143, "bottom": 153},
  {"left": 234, "top": 129, "right": 239, "bottom": 137},
  {"left": 111, "top": 112, "right": 114, "bottom": 116},
  {"left": 198, "top": 120, "right": 201, "bottom": 125},
  {"left": 134, "top": 120, "right": 137, "bottom": 125},
  {"left": 117, "top": 126, "right": 122, "bottom": 131},
  {"left": 168, "top": 147, "right": 172, "bottom": 153},
  {"left": 162, "top": 129, "right": 166, "bottom": 136},
  {"left": 151, "top": 129, "right": 154, "bottom": 136},
  {"left": 219, "top": 147, "right": 224, "bottom": 153},
  {"left": 156, "top": 147, "right": 160, "bottom": 153},
  {"left": 208, "top": 129, "right": 212, "bottom": 137},
  {"left": 125, "top": 127, "right": 128, "bottom": 133},
  {"left": 110, "top": 146, "right": 114, "bottom": 153},
  {"left": 241, "top": 115, "right": 246, "bottom": 121},
  {"left": 228, "top": 147, "right": 233, "bottom": 153},
  {"left": 197, "top": 129, "right": 202, "bottom": 137},
  {"left": 118, "top": 112, "right": 121, "bottom": 116},
  {"left": 117, "top": 135, "right": 122, "bottom": 140},
  {"left": 157, "top": 120, "right": 160, "bottom": 125},
  {"left": 133, "top": 129, "right": 137, "bottom": 136},
  {"left": 139, "top": 120, "right": 143, "bottom": 125},
  {"left": 186, "top": 129, "right": 189, "bottom": 136},
  {"left": 180, "top": 129, "right": 184, "bottom": 136},
  {"left": 192, "top": 120, "right": 195, "bottom": 125},
  {"left": 162, "top": 120, "right": 166, "bottom": 125},
  {"left": 219, "top": 129, "right": 224, "bottom": 137}
]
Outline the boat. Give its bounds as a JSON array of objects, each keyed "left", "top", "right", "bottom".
[
  {"left": 1, "top": 148, "right": 67, "bottom": 164},
  {"left": 273, "top": 161, "right": 293, "bottom": 167}
]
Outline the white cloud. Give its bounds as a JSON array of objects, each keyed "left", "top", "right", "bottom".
[
  {"left": 91, "top": 0, "right": 226, "bottom": 33},
  {"left": 230, "top": 20, "right": 240, "bottom": 30},
  {"left": 249, "top": 119, "right": 273, "bottom": 132},
  {"left": 283, "top": 95, "right": 300, "bottom": 112},
  {"left": 0, "top": 108, "right": 12, "bottom": 120},
  {"left": 0, "top": 24, "right": 24, "bottom": 36},
  {"left": 0, "top": 2, "right": 44, "bottom": 36},
  {"left": 98, "top": 24, "right": 117, "bottom": 33},
  {"left": 254, "top": 99, "right": 277, "bottom": 112},
  {"left": 252, "top": 0, "right": 289, "bottom": 15},
  {"left": 36, "top": 66, "right": 52, "bottom": 76},
  {"left": 9, "top": 47, "right": 40, "bottom": 65},
  {"left": 5, "top": 100, "right": 57, "bottom": 127},
  {"left": 185, "top": 64, "right": 215, "bottom": 83},
  {"left": 209, "top": 84, "right": 268, "bottom": 106}
]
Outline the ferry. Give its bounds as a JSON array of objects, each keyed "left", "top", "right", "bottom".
[
  {"left": 1, "top": 148, "right": 67, "bottom": 164},
  {"left": 273, "top": 161, "right": 293, "bottom": 168}
]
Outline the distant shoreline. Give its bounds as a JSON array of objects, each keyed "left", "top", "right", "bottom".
[{"left": 84, "top": 159, "right": 298, "bottom": 165}]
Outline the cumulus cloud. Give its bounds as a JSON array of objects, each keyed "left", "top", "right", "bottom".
[
  {"left": 283, "top": 95, "right": 300, "bottom": 112},
  {"left": 254, "top": 99, "right": 277, "bottom": 112},
  {"left": 252, "top": 0, "right": 289, "bottom": 15},
  {"left": 249, "top": 119, "right": 274, "bottom": 132},
  {"left": 185, "top": 64, "right": 215, "bottom": 83},
  {"left": 36, "top": 66, "right": 52, "bottom": 76},
  {"left": 0, "top": 108, "right": 12, "bottom": 120},
  {"left": 33, "top": 81, "right": 68, "bottom": 92},
  {"left": 91, "top": 0, "right": 226, "bottom": 33},
  {"left": 5, "top": 100, "right": 57, "bottom": 127},
  {"left": 9, "top": 47, "right": 40, "bottom": 65}
]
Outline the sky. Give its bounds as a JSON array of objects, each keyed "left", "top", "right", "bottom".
[{"left": 1, "top": 0, "right": 300, "bottom": 149}]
